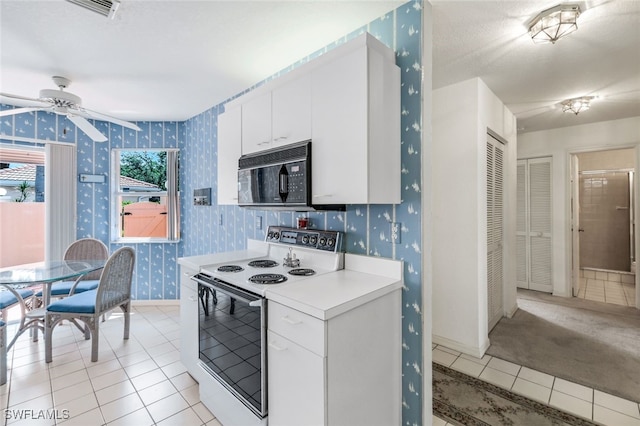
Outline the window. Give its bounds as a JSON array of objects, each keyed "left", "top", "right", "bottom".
[{"left": 111, "top": 149, "right": 179, "bottom": 242}]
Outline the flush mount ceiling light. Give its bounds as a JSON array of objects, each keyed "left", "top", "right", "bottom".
[
  {"left": 529, "top": 4, "right": 581, "bottom": 44},
  {"left": 561, "top": 96, "right": 594, "bottom": 115}
]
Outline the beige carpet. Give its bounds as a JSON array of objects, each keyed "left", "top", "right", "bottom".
[{"left": 486, "top": 289, "right": 640, "bottom": 403}]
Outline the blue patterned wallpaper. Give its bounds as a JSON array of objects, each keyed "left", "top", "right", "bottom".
[
  {"left": 0, "top": 113, "right": 184, "bottom": 302},
  {"left": 0, "top": 1, "right": 424, "bottom": 422}
]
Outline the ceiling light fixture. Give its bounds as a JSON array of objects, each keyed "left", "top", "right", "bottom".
[
  {"left": 561, "top": 96, "right": 594, "bottom": 115},
  {"left": 529, "top": 4, "right": 581, "bottom": 44}
]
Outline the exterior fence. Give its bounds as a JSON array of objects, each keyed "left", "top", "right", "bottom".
[{"left": 0, "top": 202, "right": 45, "bottom": 267}]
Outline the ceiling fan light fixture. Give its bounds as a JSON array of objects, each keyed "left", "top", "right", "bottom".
[
  {"left": 66, "top": 0, "right": 120, "bottom": 19},
  {"left": 561, "top": 96, "right": 594, "bottom": 115},
  {"left": 529, "top": 4, "right": 581, "bottom": 44}
]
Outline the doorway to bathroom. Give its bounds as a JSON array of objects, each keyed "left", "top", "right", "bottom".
[{"left": 570, "top": 148, "right": 637, "bottom": 308}]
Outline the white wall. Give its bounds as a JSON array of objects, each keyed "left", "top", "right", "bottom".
[
  {"left": 518, "top": 116, "right": 640, "bottom": 300},
  {"left": 432, "top": 77, "right": 517, "bottom": 357}
]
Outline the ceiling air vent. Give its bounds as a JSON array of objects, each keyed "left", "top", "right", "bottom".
[{"left": 66, "top": 0, "right": 120, "bottom": 19}]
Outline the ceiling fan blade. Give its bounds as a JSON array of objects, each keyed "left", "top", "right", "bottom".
[
  {"left": 0, "top": 106, "right": 49, "bottom": 117},
  {"left": 75, "top": 107, "right": 141, "bottom": 131},
  {"left": 66, "top": 115, "right": 108, "bottom": 142},
  {"left": 0, "top": 92, "right": 50, "bottom": 107}
]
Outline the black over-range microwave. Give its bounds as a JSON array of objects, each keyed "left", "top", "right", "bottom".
[{"left": 237, "top": 140, "right": 344, "bottom": 211}]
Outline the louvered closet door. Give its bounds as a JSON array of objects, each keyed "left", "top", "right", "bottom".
[
  {"left": 516, "top": 157, "right": 553, "bottom": 293},
  {"left": 487, "top": 135, "right": 504, "bottom": 332},
  {"left": 516, "top": 161, "right": 528, "bottom": 288},
  {"left": 528, "top": 158, "right": 552, "bottom": 292}
]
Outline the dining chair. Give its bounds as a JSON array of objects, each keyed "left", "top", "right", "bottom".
[
  {"left": 0, "top": 320, "right": 6, "bottom": 385},
  {"left": 0, "top": 287, "right": 34, "bottom": 348},
  {"left": 44, "top": 246, "right": 135, "bottom": 363},
  {"left": 35, "top": 238, "right": 109, "bottom": 302}
]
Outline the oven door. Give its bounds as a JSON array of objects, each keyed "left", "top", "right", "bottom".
[{"left": 192, "top": 274, "right": 267, "bottom": 418}]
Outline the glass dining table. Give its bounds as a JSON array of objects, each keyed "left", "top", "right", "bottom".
[{"left": 0, "top": 260, "right": 106, "bottom": 348}]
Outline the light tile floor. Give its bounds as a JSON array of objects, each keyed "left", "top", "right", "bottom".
[
  {"left": 4, "top": 303, "right": 638, "bottom": 426},
  {"left": 577, "top": 269, "right": 636, "bottom": 307},
  {"left": 0, "top": 305, "right": 218, "bottom": 426},
  {"left": 432, "top": 344, "right": 640, "bottom": 426}
]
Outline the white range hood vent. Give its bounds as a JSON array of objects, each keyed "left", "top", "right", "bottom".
[{"left": 66, "top": 0, "right": 120, "bottom": 19}]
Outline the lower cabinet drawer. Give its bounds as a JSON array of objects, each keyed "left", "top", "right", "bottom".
[{"left": 268, "top": 301, "right": 325, "bottom": 355}]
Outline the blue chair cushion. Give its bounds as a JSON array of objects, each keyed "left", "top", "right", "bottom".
[
  {"left": 35, "top": 280, "right": 100, "bottom": 297},
  {"left": 0, "top": 288, "right": 34, "bottom": 309},
  {"left": 47, "top": 290, "right": 97, "bottom": 314}
]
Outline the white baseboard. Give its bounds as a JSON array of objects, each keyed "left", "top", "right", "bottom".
[
  {"left": 131, "top": 299, "right": 180, "bottom": 306},
  {"left": 432, "top": 334, "right": 490, "bottom": 358}
]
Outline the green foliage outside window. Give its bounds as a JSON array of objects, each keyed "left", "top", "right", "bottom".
[{"left": 120, "top": 151, "right": 167, "bottom": 189}]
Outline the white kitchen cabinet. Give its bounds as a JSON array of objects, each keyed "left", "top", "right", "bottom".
[
  {"left": 180, "top": 266, "right": 201, "bottom": 382},
  {"left": 241, "top": 93, "right": 272, "bottom": 155},
  {"left": 311, "top": 34, "right": 400, "bottom": 205},
  {"left": 268, "top": 288, "right": 401, "bottom": 426},
  {"left": 217, "top": 106, "right": 241, "bottom": 204},
  {"left": 221, "top": 32, "right": 400, "bottom": 205},
  {"left": 271, "top": 74, "right": 312, "bottom": 149}
]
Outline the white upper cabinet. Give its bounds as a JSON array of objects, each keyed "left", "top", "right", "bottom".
[
  {"left": 271, "top": 74, "right": 312, "bottom": 149},
  {"left": 311, "top": 36, "right": 400, "bottom": 205},
  {"left": 217, "top": 106, "right": 241, "bottom": 205},
  {"left": 219, "top": 32, "right": 400, "bottom": 205},
  {"left": 241, "top": 93, "right": 272, "bottom": 155}
]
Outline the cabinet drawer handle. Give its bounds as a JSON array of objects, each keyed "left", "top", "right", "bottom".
[
  {"left": 268, "top": 341, "right": 287, "bottom": 351},
  {"left": 188, "top": 296, "right": 197, "bottom": 302},
  {"left": 281, "top": 315, "right": 302, "bottom": 325},
  {"left": 312, "top": 194, "right": 333, "bottom": 198}
]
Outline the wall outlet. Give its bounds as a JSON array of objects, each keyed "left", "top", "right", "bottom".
[
  {"left": 256, "top": 215, "right": 263, "bottom": 230},
  {"left": 390, "top": 222, "right": 400, "bottom": 244}
]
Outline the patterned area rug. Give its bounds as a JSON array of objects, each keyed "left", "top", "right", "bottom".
[{"left": 433, "top": 363, "right": 599, "bottom": 426}]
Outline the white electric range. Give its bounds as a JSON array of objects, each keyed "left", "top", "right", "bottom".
[{"left": 190, "top": 226, "right": 344, "bottom": 425}]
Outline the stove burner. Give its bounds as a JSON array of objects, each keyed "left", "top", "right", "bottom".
[
  {"left": 249, "top": 273, "right": 288, "bottom": 284},
  {"left": 248, "top": 259, "right": 278, "bottom": 268},
  {"left": 217, "top": 265, "right": 244, "bottom": 273},
  {"left": 288, "top": 268, "right": 316, "bottom": 276}
]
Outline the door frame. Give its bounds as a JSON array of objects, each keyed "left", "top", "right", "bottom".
[{"left": 568, "top": 146, "right": 640, "bottom": 309}]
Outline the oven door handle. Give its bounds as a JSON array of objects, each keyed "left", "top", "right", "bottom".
[{"left": 191, "top": 275, "right": 261, "bottom": 305}]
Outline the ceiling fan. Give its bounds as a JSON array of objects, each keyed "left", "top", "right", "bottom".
[{"left": 0, "top": 76, "right": 140, "bottom": 142}]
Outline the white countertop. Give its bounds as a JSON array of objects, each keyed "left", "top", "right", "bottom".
[
  {"left": 267, "top": 253, "right": 403, "bottom": 320},
  {"left": 177, "top": 241, "right": 268, "bottom": 271}
]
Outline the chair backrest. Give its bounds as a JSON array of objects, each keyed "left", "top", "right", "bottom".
[
  {"left": 64, "top": 238, "right": 109, "bottom": 281},
  {"left": 95, "top": 247, "right": 135, "bottom": 314}
]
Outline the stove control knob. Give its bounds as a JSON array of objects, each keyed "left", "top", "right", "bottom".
[
  {"left": 319, "top": 237, "right": 326, "bottom": 246},
  {"left": 302, "top": 235, "right": 309, "bottom": 244},
  {"left": 267, "top": 232, "right": 274, "bottom": 240},
  {"left": 327, "top": 238, "right": 335, "bottom": 247},
  {"left": 310, "top": 236, "right": 318, "bottom": 245}
]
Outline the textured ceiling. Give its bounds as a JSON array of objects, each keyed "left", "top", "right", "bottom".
[
  {"left": 432, "top": 0, "right": 640, "bottom": 133},
  {"left": 1, "top": 0, "right": 639, "bottom": 134}
]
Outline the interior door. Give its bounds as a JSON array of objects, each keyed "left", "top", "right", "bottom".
[
  {"left": 487, "top": 134, "right": 504, "bottom": 331},
  {"left": 528, "top": 158, "right": 553, "bottom": 292},
  {"left": 571, "top": 155, "right": 582, "bottom": 296},
  {"left": 515, "top": 157, "right": 553, "bottom": 293}
]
